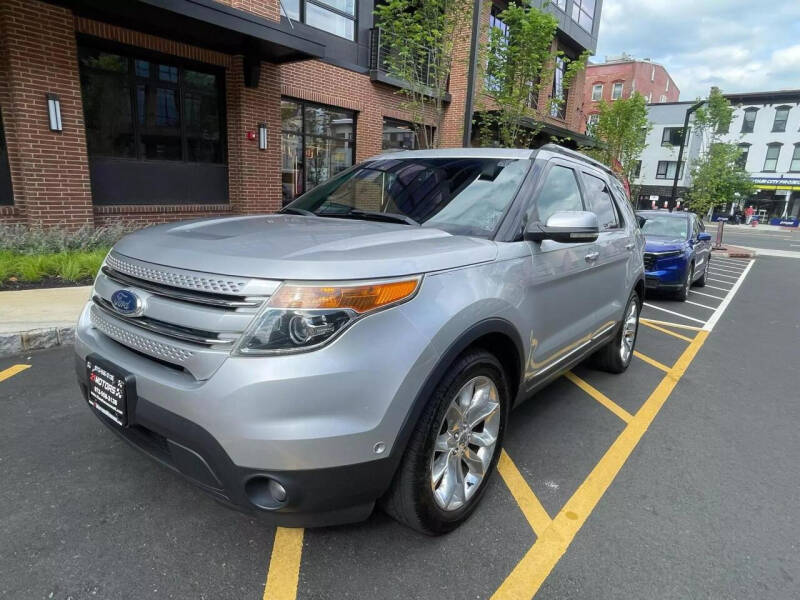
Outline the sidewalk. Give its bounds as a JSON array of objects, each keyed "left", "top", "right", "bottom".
[
  {"left": 711, "top": 244, "right": 757, "bottom": 259},
  {"left": 0, "top": 286, "right": 90, "bottom": 356}
]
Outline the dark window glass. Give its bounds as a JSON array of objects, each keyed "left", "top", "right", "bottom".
[
  {"left": 772, "top": 106, "right": 790, "bottom": 132},
  {"left": 741, "top": 108, "right": 757, "bottom": 133},
  {"left": 656, "top": 161, "right": 684, "bottom": 179},
  {"left": 661, "top": 127, "right": 686, "bottom": 146},
  {"left": 281, "top": 98, "right": 355, "bottom": 205},
  {"left": 382, "top": 118, "right": 434, "bottom": 152},
  {"left": 537, "top": 165, "right": 583, "bottom": 222},
  {"left": 582, "top": 172, "right": 619, "bottom": 229},
  {"left": 550, "top": 57, "right": 566, "bottom": 119},
  {"left": 304, "top": 1, "right": 355, "bottom": 40},
  {"left": 737, "top": 144, "right": 750, "bottom": 169},
  {"left": 0, "top": 107, "right": 13, "bottom": 205},
  {"left": 633, "top": 160, "right": 642, "bottom": 178},
  {"left": 286, "top": 157, "right": 529, "bottom": 238},
  {"left": 571, "top": 0, "right": 595, "bottom": 31},
  {"left": 78, "top": 46, "right": 224, "bottom": 164},
  {"left": 79, "top": 49, "right": 135, "bottom": 158}
]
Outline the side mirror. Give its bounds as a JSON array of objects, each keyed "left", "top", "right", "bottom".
[
  {"left": 698, "top": 232, "right": 712, "bottom": 242},
  {"left": 524, "top": 211, "right": 600, "bottom": 243}
]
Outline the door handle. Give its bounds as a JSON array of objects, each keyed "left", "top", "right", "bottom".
[
  {"left": 625, "top": 243, "right": 635, "bottom": 250},
  {"left": 585, "top": 251, "right": 600, "bottom": 262}
]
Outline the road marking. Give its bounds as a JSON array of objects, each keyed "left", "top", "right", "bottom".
[
  {"left": 709, "top": 265, "right": 744, "bottom": 274},
  {"left": 707, "top": 278, "right": 735, "bottom": 286},
  {"left": 704, "top": 259, "right": 754, "bottom": 331},
  {"left": 633, "top": 351, "right": 671, "bottom": 373},
  {"left": 0, "top": 364, "right": 31, "bottom": 383},
  {"left": 492, "top": 330, "right": 710, "bottom": 600},
  {"left": 639, "top": 320, "right": 695, "bottom": 342},
  {"left": 704, "top": 284, "right": 731, "bottom": 292},
  {"left": 684, "top": 300, "right": 716, "bottom": 310},
  {"left": 639, "top": 318, "right": 703, "bottom": 332},
  {"left": 642, "top": 303, "right": 706, "bottom": 324},
  {"left": 263, "top": 528, "right": 304, "bottom": 600},
  {"left": 689, "top": 290, "right": 725, "bottom": 301},
  {"left": 564, "top": 371, "right": 633, "bottom": 423},
  {"left": 498, "top": 450, "right": 553, "bottom": 537},
  {"left": 707, "top": 271, "right": 739, "bottom": 280}
]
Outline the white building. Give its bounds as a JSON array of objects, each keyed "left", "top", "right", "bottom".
[
  {"left": 717, "top": 90, "right": 800, "bottom": 224},
  {"left": 631, "top": 101, "right": 703, "bottom": 210},
  {"left": 633, "top": 90, "right": 800, "bottom": 223}
]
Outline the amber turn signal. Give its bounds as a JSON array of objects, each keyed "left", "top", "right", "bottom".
[{"left": 268, "top": 278, "right": 420, "bottom": 313}]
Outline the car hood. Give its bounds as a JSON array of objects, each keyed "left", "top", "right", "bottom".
[
  {"left": 644, "top": 235, "right": 687, "bottom": 252},
  {"left": 112, "top": 215, "right": 497, "bottom": 280}
]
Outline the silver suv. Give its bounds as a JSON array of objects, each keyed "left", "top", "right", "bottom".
[{"left": 75, "top": 145, "right": 644, "bottom": 534}]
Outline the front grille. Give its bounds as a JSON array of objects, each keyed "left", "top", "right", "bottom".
[
  {"left": 643, "top": 253, "right": 656, "bottom": 270},
  {"left": 89, "top": 253, "right": 281, "bottom": 378}
]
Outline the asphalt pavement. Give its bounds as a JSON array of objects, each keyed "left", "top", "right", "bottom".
[
  {"left": 1, "top": 255, "right": 798, "bottom": 599},
  {"left": 706, "top": 222, "right": 800, "bottom": 252}
]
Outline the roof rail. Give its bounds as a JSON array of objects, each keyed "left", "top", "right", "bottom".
[{"left": 539, "top": 143, "right": 616, "bottom": 177}]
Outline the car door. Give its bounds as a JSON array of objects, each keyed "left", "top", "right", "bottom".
[
  {"left": 579, "top": 169, "right": 633, "bottom": 328},
  {"left": 692, "top": 216, "right": 711, "bottom": 273},
  {"left": 521, "top": 160, "right": 602, "bottom": 388}
]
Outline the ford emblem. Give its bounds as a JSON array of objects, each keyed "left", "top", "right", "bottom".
[{"left": 110, "top": 289, "right": 143, "bottom": 317}]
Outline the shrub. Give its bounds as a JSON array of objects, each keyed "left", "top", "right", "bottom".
[
  {"left": 0, "top": 223, "right": 136, "bottom": 254},
  {"left": 0, "top": 249, "right": 108, "bottom": 285}
]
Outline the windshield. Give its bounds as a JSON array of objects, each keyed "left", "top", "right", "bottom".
[
  {"left": 284, "top": 157, "right": 530, "bottom": 238},
  {"left": 640, "top": 215, "right": 689, "bottom": 239}
]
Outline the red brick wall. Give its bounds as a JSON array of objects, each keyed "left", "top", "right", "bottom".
[
  {"left": 0, "top": 0, "right": 93, "bottom": 228},
  {"left": 582, "top": 61, "right": 680, "bottom": 131},
  {"left": 214, "top": 0, "right": 280, "bottom": 21}
]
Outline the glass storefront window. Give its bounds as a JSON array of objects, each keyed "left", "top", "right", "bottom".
[
  {"left": 280, "top": 0, "right": 356, "bottom": 41},
  {"left": 381, "top": 118, "right": 434, "bottom": 152},
  {"left": 281, "top": 98, "right": 355, "bottom": 205}
]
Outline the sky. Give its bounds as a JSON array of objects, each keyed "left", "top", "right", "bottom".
[{"left": 593, "top": 0, "right": 800, "bottom": 100}]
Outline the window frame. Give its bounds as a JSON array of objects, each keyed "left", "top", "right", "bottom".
[
  {"left": 570, "top": 0, "right": 595, "bottom": 32},
  {"left": 591, "top": 83, "right": 603, "bottom": 101},
  {"left": 790, "top": 143, "right": 800, "bottom": 173},
  {"left": 77, "top": 36, "right": 228, "bottom": 165},
  {"left": 763, "top": 142, "right": 782, "bottom": 172},
  {"left": 381, "top": 117, "right": 434, "bottom": 152},
  {"left": 283, "top": 0, "right": 358, "bottom": 41},
  {"left": 580, "top": 169, "right": 621, "bottom": 230},
  {"left": 529, "top": 160, "right": 587, "bottom": 225},
  {"left": 281, "top": 96, "right": 357, "bottom": 205},
  {"left": 772, "top": 105, "right": 791, "bottom": 133},
  {"left": 655, "top": 160, "right": 684, "bottom": 180},
  {"left": 737, "top": 143, "right": 751, "bottom": 169},
  {"left": 741, "top": 107, "right": 758, "bottom": 133},
  {"left": 661, "top": 127, "right": 686, "bottom": 147},
  {"left": 611, "top": 81, "right": 623, "bottom": 100}
]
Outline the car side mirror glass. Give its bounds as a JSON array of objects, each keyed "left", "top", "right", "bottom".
[
  {"left": 698, "top": 232, "right": 712, "bottom": 242},
  {"left": 524, "top": 211, "right": 600, "bottom": 244}
]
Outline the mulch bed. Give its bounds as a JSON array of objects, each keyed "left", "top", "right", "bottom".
[{"left": 0, "top": 276, "right": 94, "bottom": 291}]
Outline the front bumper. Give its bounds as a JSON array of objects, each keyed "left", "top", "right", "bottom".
[
  {"left": 74, "top": 300, "right": 439, "bottom": 526},
  {"left": 644, "top": 256, "right": 689, "bottom": 289}
]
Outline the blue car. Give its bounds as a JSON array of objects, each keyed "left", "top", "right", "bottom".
[{"left": 637, "top": 210, "right": 712, "bottom": 301}]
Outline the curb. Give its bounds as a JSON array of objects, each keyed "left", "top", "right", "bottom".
[
  {"left": 0, "top": 326, "right": 75, "bottom": 358},
  {"left": 712, "top": 251, "right": 756, "bottom": 258}
]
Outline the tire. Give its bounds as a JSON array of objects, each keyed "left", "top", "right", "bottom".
[
  {"left": 695, "top": 258, "right": 708, "bottom": 287},
  {"left": 593, "top": 290, "right": 640, "bottom": 374},
  {"left": 381, "top": 349, "right": 508, "bottom": 535},
  {"left": 675, "top": 263, "right": 693, "bottom": 301}
]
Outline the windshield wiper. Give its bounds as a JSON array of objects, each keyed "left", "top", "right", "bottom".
[
  {"left": 280, "top": 207, "right": 317, "bottom": 217},
  {"left": 320, "top": 209, "right": 419, "bottom": 226}
]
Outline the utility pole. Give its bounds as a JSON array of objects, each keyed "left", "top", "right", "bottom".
[
  {"left": 462, "top": 0, "right": 482, "bottom": 147},
  {"left": 670, "top": 100, "right": 704, "bottom": 210}
]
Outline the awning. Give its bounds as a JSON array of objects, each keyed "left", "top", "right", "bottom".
[{"left": 45, "top": 0, "right": 325, "bottom": 63}]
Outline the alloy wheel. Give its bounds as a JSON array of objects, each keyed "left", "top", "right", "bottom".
[
  {"left": 430, "top": 376, "right": 500, "bottom": 512},
  {"left": 619, "top": 299, "right": 638, "bottom": 363}
]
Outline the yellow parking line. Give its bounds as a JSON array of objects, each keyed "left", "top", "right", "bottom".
[
  {"left": 263, "top": 527, "right": 304, "bottom": 600},
  {"left": 633, "top": 351, "right": 670, "bottom": 373},
  {"left": 639, "top": 318, "right": 703, "bottom": 331},
  {"left": 497, "top": 450, "right": 553, "bottom": 537},
  {"left": 639, "top": 320, "right": 695, "bottom": 342},
  {"left": 492, "top": 330, "right": 709, "bottom": 600},
  {"left": 0, "top": 364, "right": 31, "bottom": 383},
  {"left": 563, "top": 371, "right": 633, "bottom": 424}
]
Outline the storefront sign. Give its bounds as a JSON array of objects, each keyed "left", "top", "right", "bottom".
[
  {"left": 769, "top": 217, "right": 800, "bottom": 227},
  {"left": 751, "top": 176, "right": 800, "bottom": 191}
]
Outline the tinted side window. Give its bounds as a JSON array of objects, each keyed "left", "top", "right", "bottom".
[
  {"left": 535, "top": 165, "right": 583, "bottom": 223},
  {"left": 582, "top": 172, "right": 619, "bottom": 229}
]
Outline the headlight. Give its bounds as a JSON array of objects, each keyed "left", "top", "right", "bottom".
[
  {"left": 234, "top": 277, "right": 421, "bottom": 355},
  {"left": 650, "top": 250, "right": 683, "bottom": 259}
]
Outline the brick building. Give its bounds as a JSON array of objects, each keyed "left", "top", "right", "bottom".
[
  {"left": 0, "top": 0, "right": 600, "bottom": 229},
  {"left": 582, "top": 54, "right": 679, "bottom": 133}
]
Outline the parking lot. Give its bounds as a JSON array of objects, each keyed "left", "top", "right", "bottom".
[{"left": 2, "top": 255, "right": 799, "bottom": 600}]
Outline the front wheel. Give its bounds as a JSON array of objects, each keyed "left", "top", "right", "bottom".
[
  {"left": 675, "top": 263, "right": 693, "bottom": 301},
  {"left": 381, "top": 349, "right": 508, "bottom": 535},
  {"left": 695, "top": 258, "right": 708, "bottom": 287},
  {"left": 594, "top": 291, "right": 640, "bottom": 374}
]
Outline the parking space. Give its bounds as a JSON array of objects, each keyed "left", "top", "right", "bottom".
[{"left": 0, "top": 259, "right": 757, "bottom": 599}]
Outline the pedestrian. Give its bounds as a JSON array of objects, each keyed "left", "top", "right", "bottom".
[{"left": 745, "top": 205, "right": 755, "bottom": 224}]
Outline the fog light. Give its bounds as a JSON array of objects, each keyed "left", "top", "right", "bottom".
[{"left": 268, "top": 479, "right": 287, "bottom": 502}]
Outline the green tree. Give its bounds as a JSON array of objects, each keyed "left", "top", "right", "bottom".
[
  {"left": 688, "top": 88, "right": 753, "bottom": 216},
  {"left": 374, "top": 0, "right": 473, "bottom": 148},
  {"left": 479, "top": 2, "right": 587, "bottom": 147},
  {"left": 582, "top": 92, "right": 651, "bottom": 185}
]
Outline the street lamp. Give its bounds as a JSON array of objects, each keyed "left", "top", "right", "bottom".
[{"left": 669, "top": 99, "right": 704, "bottom": 210}]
